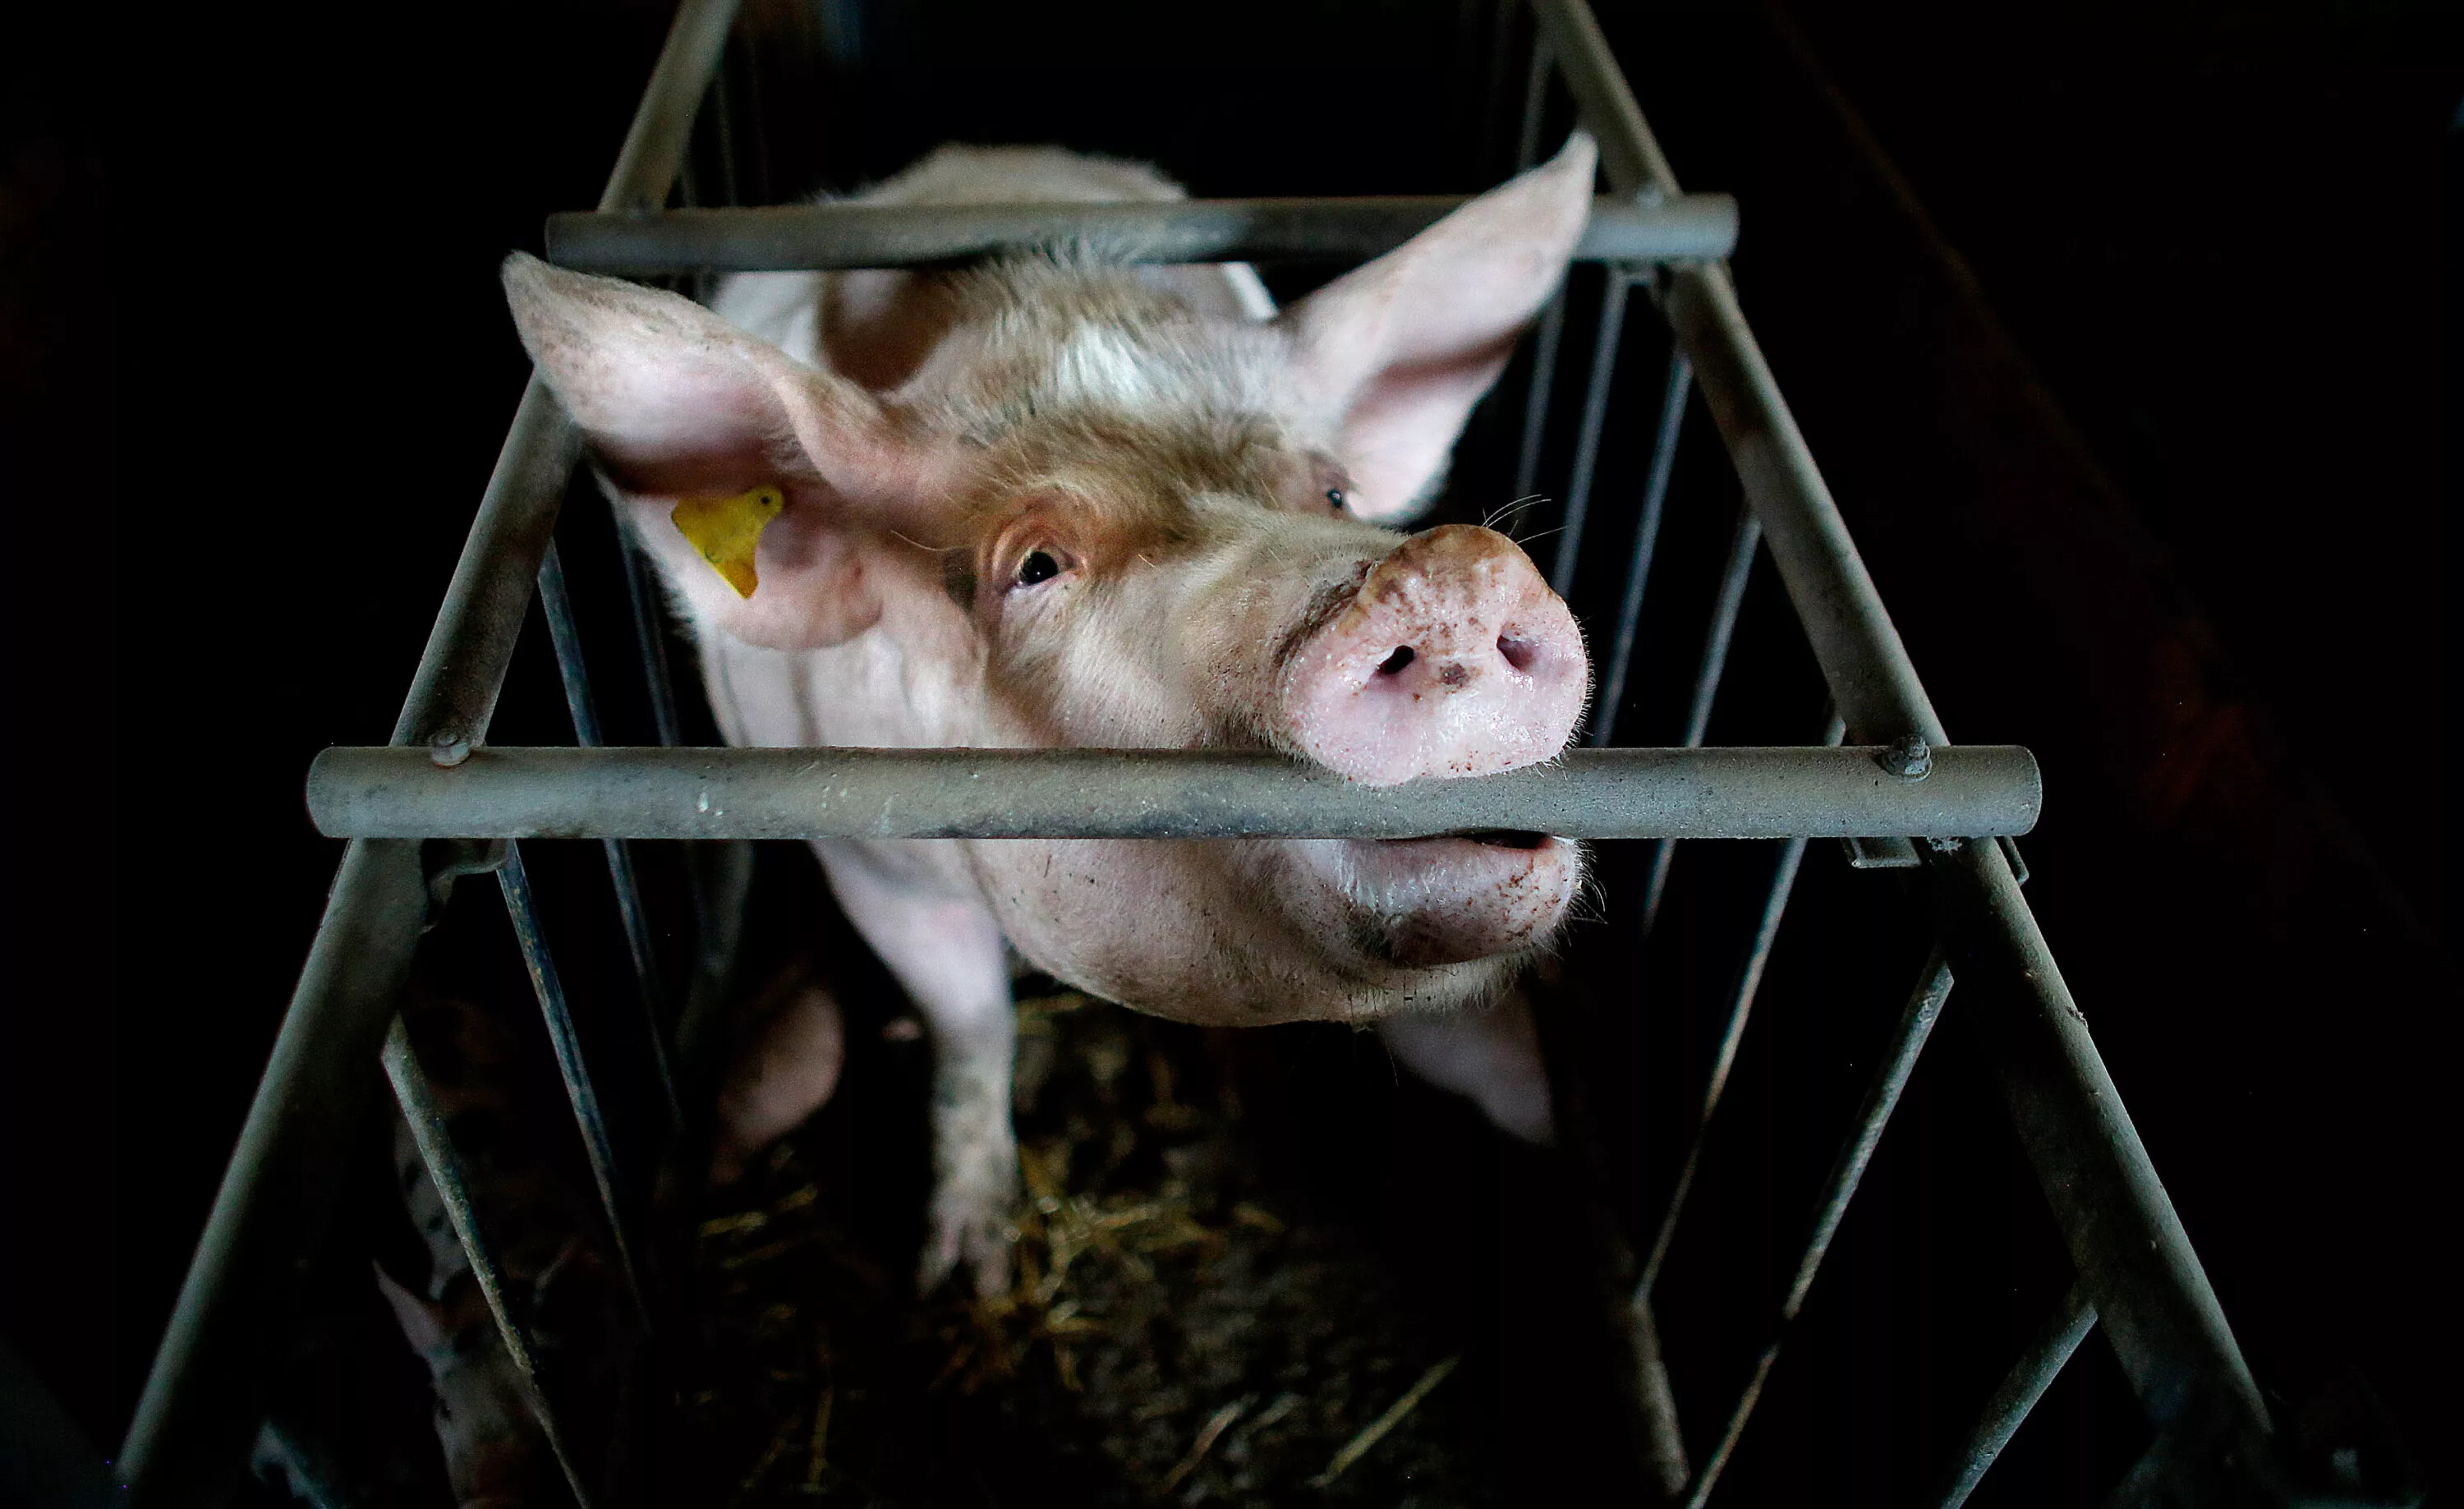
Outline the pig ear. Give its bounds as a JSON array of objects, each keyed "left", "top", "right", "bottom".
[
  {"left": 375, "top": 1262, "right": 449, "bottom": 1361},
  {"left": 503, "top": 253, "right": 949, "bottom": 651},
  {"left": 1283, "top": 132, "right": 1597, "bottom": 522}
]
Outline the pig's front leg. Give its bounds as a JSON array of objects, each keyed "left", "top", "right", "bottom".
[
  {"left": 814, "top": 840, "right": 1018, "bottom": 1296},
  {"left": 1377, "top": 987, "right": 1556, "bottom": 1146}
]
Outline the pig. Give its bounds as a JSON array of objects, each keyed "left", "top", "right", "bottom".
[
  {"left": 500, "top": 131, "right": 1601, "bottom": 1293},
  {"left": 376, "top": 994, "right": 619, "bottom": 1507}
]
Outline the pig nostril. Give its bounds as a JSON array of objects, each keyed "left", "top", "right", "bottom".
[
  {"left": 1376, "top": 646, "right": 1416, "bottom": 677},
  {"left": 1496, "top": 634, "right": 1539, "bottom": 673}
]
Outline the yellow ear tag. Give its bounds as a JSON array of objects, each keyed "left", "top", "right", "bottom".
[{"left": 670, "top": 485, "right": 786, "bottom": 599}]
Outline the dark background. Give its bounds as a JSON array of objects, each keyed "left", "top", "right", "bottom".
[{"left": 2, "top": 0, "right": 2455, "bottom": 1501}]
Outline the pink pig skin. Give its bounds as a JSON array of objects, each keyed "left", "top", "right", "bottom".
[{"left": 503, "top": 135, "right": 1600, "bottom": 1293}]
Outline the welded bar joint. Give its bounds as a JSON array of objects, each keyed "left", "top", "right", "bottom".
[
  {"left": 307, "top": 743, "right": 2040, "bottom": 843},
  {"left": 545, "top": 193, "right": 1737, "bottom": 273}
]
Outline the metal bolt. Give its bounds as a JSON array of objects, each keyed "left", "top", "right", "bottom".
[
  {"left": 428, "top": 730, "right": 472, "bottom": 768},
  {"left": 1878, "top": 736, "right": 1932, "bottom": 780}
]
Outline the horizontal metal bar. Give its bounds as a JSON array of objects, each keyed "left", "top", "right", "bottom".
[
  {"left": 544, "top": 193, "right": 1738, "bottom": 274},
  {"left": 306, "top": 743, "right": 2040, "bottom": 843},
  {"left": 1933, "top": 1283, "right": 2098, "bottom": 1509}
]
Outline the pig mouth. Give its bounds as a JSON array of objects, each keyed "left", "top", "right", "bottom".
[
  {"left": 1442, "top": 829, "right": 1551, "bottom": 850},
  {"left": 1312, "top": 833, "right": 1581, "bottom": 969}
]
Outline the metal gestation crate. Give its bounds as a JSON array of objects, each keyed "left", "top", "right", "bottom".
[{"left": 113, "top": 2, "right": 2319, "bottom": 1504}]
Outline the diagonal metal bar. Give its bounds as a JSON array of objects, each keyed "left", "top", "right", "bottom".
[
  {"left": 1933, "top": 1282, "right": 2099, "bottom": 1509},
  {"left": 1944, "top": 840, "right": 2272, "bottom": 1442},
  {"left": 384, "top": 1019, "right": 597, "bottom": 1509},
  {"left": 1591, "top": 350, "right": 1692, "bottom": 748},
  {"left": 1551, "top": 267, "right": 1632, "bottom": 599},
  {"left": 117, "top": 7, "right": 738, "bottom": 1497},
  {"left": 496, "top": 842, "right": 652, "bottom": 1332},
  {"left": 114, "top": 840, "right": 425, "bottom": 1506},
  {"left": 1637, "top": 505, "right": 1763, "bottom": 940},
  {"left": 1636, "top": 710, "right": 1847, "bottom": 1303},
  {"left": 1681, "top": 950, "right": 1957, "bottom": 1507},
  {"left": 538, "top": 541, "right": 683, "bottom": 1126},
  {"left": 1536, "top": 0, "right": 2280, "bottom": 1486}
]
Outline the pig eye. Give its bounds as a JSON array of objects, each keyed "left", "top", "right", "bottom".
[
  {"left": 1326, "top": 489, "right": 1346, "bottom": 512},
  {"left": 1014, "top": 550, "right": 1064, "bottom": 588}
]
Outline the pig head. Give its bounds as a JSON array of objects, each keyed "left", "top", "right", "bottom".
[{"left": 503, "top": 135, "right": 1600, "bottom": 1289}]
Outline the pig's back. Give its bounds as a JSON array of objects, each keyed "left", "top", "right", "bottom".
[{"left": 710, "top": 145, "right": 1273, "bottom": 384}]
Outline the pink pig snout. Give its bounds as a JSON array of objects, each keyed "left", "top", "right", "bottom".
[{"left": 1280, "top": 525, "right": 1587, "bottom": 786}]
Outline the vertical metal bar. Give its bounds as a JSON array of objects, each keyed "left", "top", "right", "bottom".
[
  {"left": 1550, "top": 268, "right": 1631, "bottom": 600},
  {"left": 118, "top": 4, "right": 740, "bottom": 1499},
  {"left": 1636, "top": 506, "right": 1763, "bottom": 940},
  {"left": 1510, "top": 28, "right": 1564, "bottom": 504},
  {"left": 710, "top": 59, "right": 742, "bottom": 209},
  {"left": 384, "top": 1019, "right": 597, "bottom": 1509},
  {"left": 616, "top": 536, "right": 685, "bottom": 749},
  {"left": 1515, "top": 290, "right": 1569, "bottom": 502},
  {"left": 1515, "top": 35, "right": 1552, "bottom": 170},
  {"left": 1589, "top": 351, "right": 1692, "bottom": 746},
  {"left": 538, "top": 542, "right": 683, "bottom": 1126},
  {"left": 1681, "top": 952, "right": 1957, "bottom": 1507},
  {"left": 536, "top": 542, "right": 604, "bottom": 747},
  {"left": 614, "top": 518, "right": 722, "bottom": 986},
  {"left": 1933, "top": 1284, "right": 2099, "bottom": 1509},
  {"left": 1635, "top": 710, "right": 1847, "bottom": 1302},
  {"left": 497, "top": 842, "right": 652, "bottom": 1330}
]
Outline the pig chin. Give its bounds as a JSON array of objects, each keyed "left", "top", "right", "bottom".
[{"left": 1298, "top": 834, "right": 1582, "bottom": 970}]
